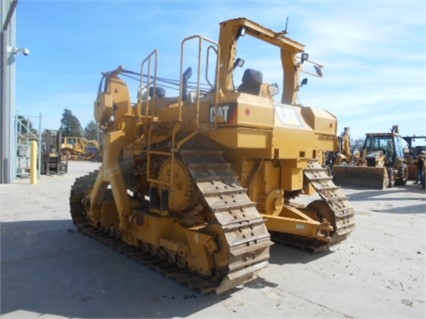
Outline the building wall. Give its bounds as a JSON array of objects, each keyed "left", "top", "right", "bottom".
[{"left": 1, "top": 0, "right": 17, "bottom": 183}]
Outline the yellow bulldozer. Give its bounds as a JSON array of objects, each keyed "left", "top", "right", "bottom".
[
  {"left": 333, "top": 126, "right": 410, "bottom": 189},
  {"left": 61, "top": 136, "right": 101, "bottom": 161},
  {"left": 70, "top": 18, "right": 355, "bottom": 294}
]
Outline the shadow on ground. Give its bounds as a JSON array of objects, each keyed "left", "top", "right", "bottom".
[
  {"left": 0, "top": 218, "right": 351, "bottom": 318},
  {"left": 345, "top": 185, "right": 426, "bottom": 214},
  {"left": 268, "top": 243, "right": 333, "bottom": 266},
  {"left": 0, "top": 220, "right": 239, "bottom": 318}
]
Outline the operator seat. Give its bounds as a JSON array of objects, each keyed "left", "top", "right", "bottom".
[
  {"left": 148, "top": 86, "right": 166, "bottom": 98},
  {"left": 238, "top": 69, "right": 263, "bottom": 95}
]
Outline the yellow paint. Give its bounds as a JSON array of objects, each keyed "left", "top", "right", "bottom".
[{"left": 30, "top": 141, "right": 37, "bottom": 185}]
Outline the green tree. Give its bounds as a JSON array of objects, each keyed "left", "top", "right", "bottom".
[
  {"left": 351, "top": 138, "right": 365, "bottom": 153},
  {"left": 59, "top": 109, "right": 83, "bottom": 137},
  {"left": 84, "top": 120, "right": 102, "bottom": 141}
]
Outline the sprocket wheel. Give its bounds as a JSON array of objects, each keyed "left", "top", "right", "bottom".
[
  {"left": 157, "top": 157, "right": 199, "bottom": 213},
  {"left": 261, "top": 189, "right": 284, "bottom": 215}
]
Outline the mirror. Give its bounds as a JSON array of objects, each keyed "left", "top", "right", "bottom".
[
  {"left": 234, "top": 57, "right": 245, "bottom": 69},
  {"left": 268, "top": 83, "right": 279, "bottom": 96},
  {"left": 313, "top": 65, "right": 323, "bottom": 77},
  {"left": 182, "top": 67, "right": 192, "bottom": 81}
]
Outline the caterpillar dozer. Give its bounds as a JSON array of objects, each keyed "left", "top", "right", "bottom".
[
  {"left": 333, "top": 126, "right": 410, "bottom": 189},
  {"left": 70, "top": 17, "right": 355, "bottom": 294},
  {"left": 62, "top": 137, "right": 102, "bottom": 161}
]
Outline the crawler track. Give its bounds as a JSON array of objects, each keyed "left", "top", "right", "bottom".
[
  {"left": 76, "top": 224, "right": 225, "bottom": 294},
  {"left": 180, "top": 150, "right": 272, "bottom": 292},
  {"left": 70, "top": 150, "right": 272, "bottom": 294},
  {"left": 305, "top": 160, "right": 356, "bottom": 239},
  {"left": 272, "top": 160, "right": 356, "bottom": 252}
]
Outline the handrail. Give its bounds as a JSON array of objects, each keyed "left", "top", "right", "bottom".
[
  {"left": 179, "top": 35, "right": 220, "bottom": 127},
  {"left": 206, "top": 45, "right": 218, "bottom": 89},
  {"left": 139, "top": 50, "right": 158, "bottom": 119}
]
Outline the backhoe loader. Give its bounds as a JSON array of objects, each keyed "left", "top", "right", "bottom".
[
  {"left": 325, "top": 127, "right": 353, "bottom": 169},
  {"left": 333, "top": 126, "right": 409, "bottom": 189}
]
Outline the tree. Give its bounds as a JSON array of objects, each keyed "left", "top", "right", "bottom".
[
  {"left": 59, "top": 109, "right": 83, "bottom": 137},
  {"left": 84, "top": 120, "right": 102, "bottom": 141},
  {"left": 351, "top": 138, "right": 365, "bottom": 153}
]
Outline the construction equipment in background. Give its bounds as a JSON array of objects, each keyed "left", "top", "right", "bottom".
[
  {"left": 324, "top": 127, "right": 354, "bottom": 170},
  {"left": 401, "top": 135, "right": 426, "bottom": 180},
  {"left": 70, "top": 17, "right": 355, "bottom": 294},
  {"left": 421, "top": 151, "right": 426, "bottom": 189},
  {"left": 333, "top": 125, "right": 409, "bottom": 189},
  {"left": 41, "top": 130, "right": 67, "bottom": 175},
  {"left": 61, "top": 137, "right": 102, "bottom": 161}
]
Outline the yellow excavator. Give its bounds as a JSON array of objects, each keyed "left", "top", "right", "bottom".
[
  {"left": 401, "top": 136, "right": 426, "bottom": 180},
  {"left": 333, "top": 125, "right": 410, "bottom": 189},
  {"left": 70, "top": 18, "right": 355, "bottom": 294},
  {"left": 324, "top": 127, "right": 354, "bottom": 169}
]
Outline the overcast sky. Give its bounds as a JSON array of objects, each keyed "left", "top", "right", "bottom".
[{"left": 13, "top": 0, "right": 426, "bottom": 143}]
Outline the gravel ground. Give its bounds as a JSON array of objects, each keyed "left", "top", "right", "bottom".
[{"left": 1, "top": 161, "right": 425, "bottom": 319}]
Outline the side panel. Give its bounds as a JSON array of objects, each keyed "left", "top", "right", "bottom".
[
  {"left": 272, "top": 104, "right": 315, "bottom": 159},
  {"left": 281, "top": 159, "right": 306, "bottom": 191},
  {"left": 301, "top": 107, "right": 337, "bottom": 136},
  {"left": 208, "top": 127, "right": 272, "bottom": 149},
  {"left": 301, "top": 106, "right": 338, "bottom": 154},
  {"left": 272, "top": 104, "right": 337, "bottom": 160},
  {"left": 202, "top": 93, "right": 274, "bottom": 129}
]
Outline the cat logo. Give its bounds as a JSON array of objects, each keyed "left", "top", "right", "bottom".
[{"left": 209, "top": 104, "right": 235, "bottom": 123}]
